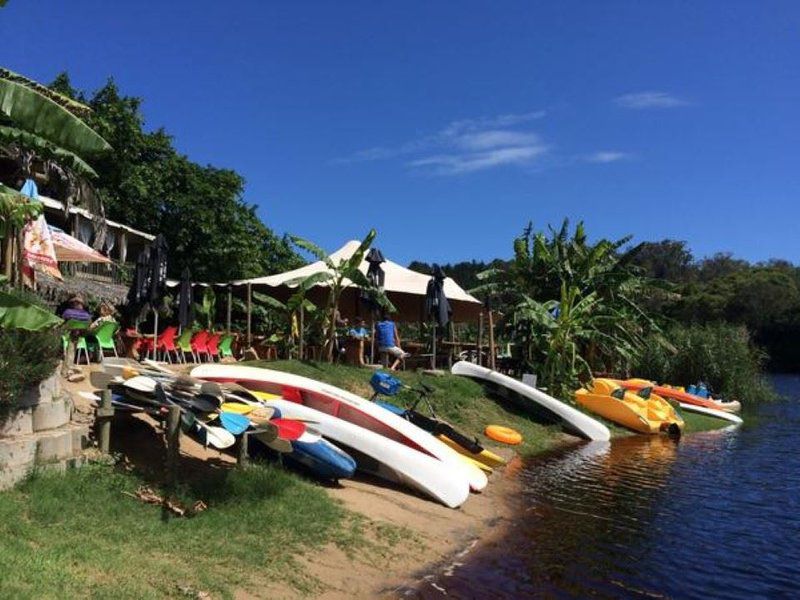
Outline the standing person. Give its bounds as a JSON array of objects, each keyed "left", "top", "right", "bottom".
[{"left": 376, "top": 312, "right": 409, "bottom": 371}]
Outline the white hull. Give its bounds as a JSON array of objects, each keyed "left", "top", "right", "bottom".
[
  {"left": 191, "top": 364, "right": 487, "bottom": 491},
  {"left": 270, "top": 399, "right": 470, "bottom": 508},
  {"left": 678, "top": 402, "right": 743, "bottom": 424},
  {"left": 451, "top": 362, "right": 611, "bottom": 442}
]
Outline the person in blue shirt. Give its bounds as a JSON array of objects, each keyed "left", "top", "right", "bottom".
[
  {"left": 348, "top": 317, "right": 370, "bottom": 340},
  {"left": 376, "top": 312, "right": 409, "bottom": 370}
]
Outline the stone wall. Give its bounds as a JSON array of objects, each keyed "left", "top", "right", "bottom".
[{"left": 0, "top": 368, "right": 90, "bottom": 490}]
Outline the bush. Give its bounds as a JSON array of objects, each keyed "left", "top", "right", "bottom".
[
  {"left": 0, "top": 328, "right": 62, "bottom": 422},
  {"left": 632, "top": 323, "right": 777, "bottom": 405}
]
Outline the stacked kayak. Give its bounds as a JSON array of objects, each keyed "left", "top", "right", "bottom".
[
  {"left": 192, "top": 364, "right": 486, "bottom": 506},
  {"left": 575, "top": 379, "right": 684, "bottom": 435},
  {"left": 451, "top": 361, "right": 610, "bottom": 442},
  {"left": 615, "top": 379, "right": 743, "bottom": 424}
]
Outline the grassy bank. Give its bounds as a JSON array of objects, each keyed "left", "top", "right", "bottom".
[{"left": 0, "top": 462, "right": 399, "bottom": 599}]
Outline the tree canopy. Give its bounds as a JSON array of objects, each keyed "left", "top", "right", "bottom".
[{"left": 48, "top": 73, "right": 301, "bottom": 282}]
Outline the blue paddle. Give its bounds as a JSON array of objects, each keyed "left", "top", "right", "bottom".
[{"left": 218, "top": 411, "right": 251, "bottom": 435}]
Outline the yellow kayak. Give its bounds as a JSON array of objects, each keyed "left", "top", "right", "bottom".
[
  {"left": 575, "top": 379, "right": 684, "bottom": 435},
  {"left": 438, "top": 434, "right": 507, "bottom": 469}
]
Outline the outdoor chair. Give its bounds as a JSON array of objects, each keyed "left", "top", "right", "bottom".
[
  {"left": 176, "top": 327, "right": 195, "bottom": 363},
  {"left": 218, "top": 334, "right": 235, "bottom": 360},
  {"left": 157, "top": 326, "right": 180, "bottom": 363},
  {"left": 93, "top": 321, "right": 120, "bottom": 361},
  {"left": 190, "top": 330, "right": 210, "bottom": 362},
  {"left": 206, "top": 333, "right": 221, "bottom": 362}
]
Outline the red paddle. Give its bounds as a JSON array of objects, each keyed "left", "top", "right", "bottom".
[{"left": 271, "top": 418, "right": 306, "bottom": 441}]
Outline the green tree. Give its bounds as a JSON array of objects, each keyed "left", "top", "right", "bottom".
[{"left": 47, "top": 75, "right": 301, "bottom": 282}]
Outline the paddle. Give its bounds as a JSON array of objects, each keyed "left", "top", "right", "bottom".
[
  {"left": 217, "top": 411, "right": 251, "bottom": 435},
  {"left": 253, "top": 418, "right": 305, "bottom": 454},
  {"left": 156, "top": 384, "right": 235, "bottom": 450}
]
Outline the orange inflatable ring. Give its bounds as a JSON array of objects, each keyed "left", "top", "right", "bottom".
[{"left": 484, "top": 425, "right": 522, "bottom": 445}]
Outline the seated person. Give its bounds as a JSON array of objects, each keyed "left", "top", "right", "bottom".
[
  {"left": 89, "top": 303, "right": 117, "bottom": 331},
  {"left": 348, "top": 317, "right": 370, "bottom": 340},
  {"left": 60, "top": 295, "right": 91, "bottom": 322},
  {"left": 376, "top": 312, "right": 410, "bottom": 371}
]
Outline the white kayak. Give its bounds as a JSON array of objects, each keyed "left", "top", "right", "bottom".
[
  {"left": 191, "top": 364, "right": 488, "bottom": 492},
  {"left": 451, "top": 361, "right": 611, "bottom": 442},
  {"left": 678, "top": 402, "right": 743, "bottom": 425},
  {"left": 266, "top": 399, "right": 470, "bottom": 508}
]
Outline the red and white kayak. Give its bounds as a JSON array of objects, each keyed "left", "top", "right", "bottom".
[
  {"left": 191, "top": 364, "right": 488, "bottom": 492},
  {"left": 615, "top": 379, "right": 742, "bottom": 414}
]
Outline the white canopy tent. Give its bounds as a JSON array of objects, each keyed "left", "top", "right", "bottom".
[{"left": 232, "top": 240, "right": 483, "bottom": 323}]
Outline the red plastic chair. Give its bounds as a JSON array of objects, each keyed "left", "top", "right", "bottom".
[
  {"left": 206, "top": 333, "right": 221, "bottom": 362},
  {"left": 190, "top": 330, "right": 210, "bottom": 362},
  {"left": 157, "top": 326, "right": 180, "bottom": 363}
]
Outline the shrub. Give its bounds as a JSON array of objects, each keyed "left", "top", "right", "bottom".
[
  {"left": 0, "top": 327, "right": 62, "bottom": 423},
  {"left": 632, "top": 323, "right": 777, "bottom": 405}
]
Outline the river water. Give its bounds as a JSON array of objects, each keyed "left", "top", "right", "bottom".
[{"left": 414, "top": 374, "right": 800, "bottom": 599}]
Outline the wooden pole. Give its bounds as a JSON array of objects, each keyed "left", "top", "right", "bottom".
[
  {"left": 299, "top": 304, "right": 305, "bottom": 360},
  {"left": 165, "top": 405, "right": 181, "bottom": 487},
  {"left": 246, "top": 283, "right": 252, "bottom": 348},
  {"left": 488, "top": 309, "right": 496, "bottom": 370},
  {"left": 477, "top": 312, "right": 484, "bottom": 366},
  {"left": 238, "top": 431, "right": 250, "bottom": 467},
  {"left": 97, "top": 389, "right": 115, "bottom": 454},
  {"left": 226, "top": 285, "right": 232, "bottom": 333}
]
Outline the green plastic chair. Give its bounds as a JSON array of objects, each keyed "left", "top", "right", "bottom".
[
  {"left": 177, "top": 327, "right": 195, "bottom": 363},
  {"left": 218, "top": 334, "right": 235, "bottom": 359},
  {"left": 62, "top": 320, "right": 91, "bottom": 364},
  {"left": 93, "top": 321, "right": 119, "bottom": 361}
]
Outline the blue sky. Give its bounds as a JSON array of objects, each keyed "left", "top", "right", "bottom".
[{"left": 2, "top": 1, "right": 798, "bottom": 265}]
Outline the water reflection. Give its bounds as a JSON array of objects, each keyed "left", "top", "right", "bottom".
[{"left": 413, "top": 397, "right": 800, "bottom": 599}]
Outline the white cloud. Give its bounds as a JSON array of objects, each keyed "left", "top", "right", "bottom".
[
  {"left": 409, "top": 145, "right": 548, "bottom": 175},
  {"left": 585, "top": 151, "right": 631, "bottom": 163},
  {"left": 336, "top": 110, "right": 549, "bottom": 174},
  {"left": 614, "top": 91, "right": 689, "bottom": 109}
]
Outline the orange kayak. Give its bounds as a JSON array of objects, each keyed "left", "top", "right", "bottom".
[{"left": 614, "top": 379, "right": 732, "bottom": 411}]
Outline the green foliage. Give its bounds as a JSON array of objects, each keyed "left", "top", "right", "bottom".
[
  {"left": 0, "top": 68, "right": 110, "bottom": 157},
  {"left": 0, "top": 327, "right": 62, "bottom": 421},
  {"left": 193, "top": 287, "right": 217, "bottom": 330},
  {"left": 48, "top": 75, "right": 302, "bottom": 282},
  {"left": 476, "top": 220, "right": 661, "bottom": 398},
  {"left": 289, "top": 230, "right": 393, "bottom": 362},
  {"left": 0, "top": 183, "right": 43, "bottom": 239},
  {"left": 631, "top": 323, "right": 777, "bottom": 405}
]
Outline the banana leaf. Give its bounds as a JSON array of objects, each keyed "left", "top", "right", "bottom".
[
  {"left": 0, "top": 290, "right": 63, "bottom": 330},
  {"left": 0, "top": 125, "right": 98, "bottom": 178},
  {"left": 0, "top": 73, "right": 111, "bottom": 157}
]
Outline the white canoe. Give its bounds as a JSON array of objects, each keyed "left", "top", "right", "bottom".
[
  {"left": 450, "top": 361, "right": 611, "bottom": 442},
  {"left": 191, "top": 364, "right": 488, "bottom": 492},
  {"left": 678, "top": 402, "right": 743, "bottom": 425},
  {"left": 266, "top": 399, "right": 470, "bottom": 508}
]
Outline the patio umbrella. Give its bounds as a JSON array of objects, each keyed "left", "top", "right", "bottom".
[
  {"left": 125, "top": 246, "right": 150, "bottom": 322},
  {"left": 177, "top": 267, "right": 193, "bottom": 329},
  {"left": 48, "top": 226, "right": 111, "bottom": 263},
  {"left": 363, "top": 247, "right": 386, "bottom": 362},
  {"left": 424, "top": 264, "right": 452, "bottom": 369}
]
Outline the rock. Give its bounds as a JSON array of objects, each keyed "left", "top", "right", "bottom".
[
  {"left": 0, "top": 408, "right": 33, "bottom": 437},
  {"left": 32, "top": 397, "right": 73, "bottom": 432}
]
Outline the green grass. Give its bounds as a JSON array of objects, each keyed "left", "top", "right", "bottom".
[{"left": 0, "top": 462, "right": 388, "bottom": 599}]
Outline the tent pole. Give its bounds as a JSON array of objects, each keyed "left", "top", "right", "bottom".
[
  {"left": 226, "top": 285, "right": 232, "bottom": 333},
  {"left": 299, "top": 305, "right": 305, "bottom": 360},
  {"left": 246, "top": 283, "right": 252, "bottom": 348},
  {"left": 153, "top": 308, "right": 159, "bottom": 362},
  {"left": 488, "top": 309, "right": 496, "bottom": 370},
  {"left": 431, "top": 322, "right": 436, "bottom": 371},
  {"left": 477, "top": 312, "right": 484, "bottom": 366},
  {"left": 370, "top": 315, "right": 375, "bottom": 364}
]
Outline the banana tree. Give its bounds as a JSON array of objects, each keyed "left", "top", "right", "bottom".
[
  {"left": 0, "top": 68, "right": 111, "bottom": 251},
  {"left": 0, "top": 276, "right": 62, "bottom": 330},
  {"left": 288, "top": 229, "right": 394, "bottom": 362}
]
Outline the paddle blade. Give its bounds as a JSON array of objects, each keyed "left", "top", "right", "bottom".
[
  {"left": 203, "top": 424, "right": 236, "bottom": 449},
  {"left": 220, "top": 402, "right": 256, "bottom": 415},
  {"left": 219, "top": 411, "right": 251, "bottom": 435},
  {"left": 272, "top": 418, "right": 305, "bottom": 441}
]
